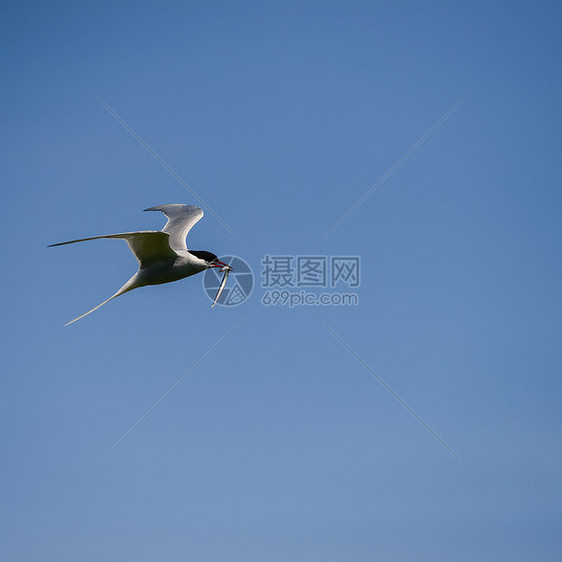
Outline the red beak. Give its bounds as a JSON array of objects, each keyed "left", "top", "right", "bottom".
[{"left": 213, "top": 260, "right": 233, "bottom": 271}]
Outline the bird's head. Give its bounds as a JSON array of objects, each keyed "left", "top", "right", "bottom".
[{"left": 190, "top": 250, "right": 233, "bottom": 271}]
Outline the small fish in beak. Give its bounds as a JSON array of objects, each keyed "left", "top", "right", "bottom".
[{"left": 211, "top": 262, "right": 233, "bottom": 307}]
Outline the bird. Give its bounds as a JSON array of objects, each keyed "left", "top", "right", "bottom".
[{"left": 49, "top": 204, "right": 232, "bottom": 325}]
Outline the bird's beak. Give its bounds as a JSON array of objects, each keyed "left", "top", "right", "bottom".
[{"left": 213, "top": 260, "right": 233, "bottom": 271}]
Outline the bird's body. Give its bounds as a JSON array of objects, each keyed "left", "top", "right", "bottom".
[
  {"left": 133, "top": 252, "right": 208, "bottom": 286},
  {"left": 49, "top": 204, "right": 232, "bottom": 325}
]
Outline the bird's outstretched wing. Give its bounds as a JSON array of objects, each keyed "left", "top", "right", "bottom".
[
  {"left": 144, "top": 204, "right": 204, "bottom": 252},
  {"left": 48, "top": 231, "right": 176, "bottom": 267}
]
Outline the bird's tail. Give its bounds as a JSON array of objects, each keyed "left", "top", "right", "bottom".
[{"left": 65, "top": 274, "right": 139, "bottom": 326}]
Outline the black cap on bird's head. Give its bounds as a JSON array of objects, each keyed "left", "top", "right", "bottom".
[{"left": 190, "top": 250, "right": 232, "bottom": 270}]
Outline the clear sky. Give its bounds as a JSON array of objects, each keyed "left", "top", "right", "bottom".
[{"left": 2, "top": 1, "right": 561, "bottom": 560}]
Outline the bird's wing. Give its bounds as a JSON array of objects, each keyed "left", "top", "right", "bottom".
[
  {"left": 144, "top": 204, "right": 204, "bottom": 252},
  {"left": 48, "top": 231, "right": 176, "bottom": 267}
]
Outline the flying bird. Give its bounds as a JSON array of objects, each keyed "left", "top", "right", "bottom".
[{"left": 49, "top": 204, "right": 232, "bottom": 325}]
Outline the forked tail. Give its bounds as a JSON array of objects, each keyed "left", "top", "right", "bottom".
[{"left": 65, "top": 275, "right": 139, "bottom": 326}]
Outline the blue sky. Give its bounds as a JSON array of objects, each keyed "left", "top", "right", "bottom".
[{"left": 2, "top": 1, "right": 561, "bottom": 560}]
